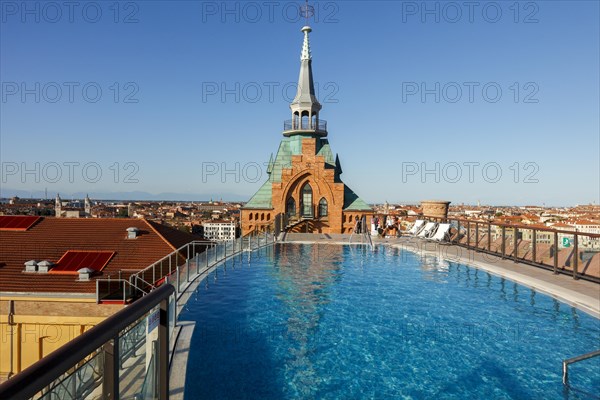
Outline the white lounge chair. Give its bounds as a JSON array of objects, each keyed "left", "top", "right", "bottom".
[
  {"left": 407, "top": 220, "right": 426, "bottom": 236},
  {"left": 417, "top": 222, "right": 438, "bottom": 238},
  {"left": 427, "top": 223, "right": 451, "bottom": 242}
]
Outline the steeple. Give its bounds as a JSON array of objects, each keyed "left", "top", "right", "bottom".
[
  {"left": 55, "top": 193, "right": 62, "bottom": 218},
  {"left": 283, "top": 24, "right": 327, "bottom": 137}
]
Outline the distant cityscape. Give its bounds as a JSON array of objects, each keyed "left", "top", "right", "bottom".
[{"left": 2, "top": 195, "right": 598, "bottom": 248}]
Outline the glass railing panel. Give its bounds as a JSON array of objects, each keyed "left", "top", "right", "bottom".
[
  {"left": 118, "top": 314, "right": 149, "bottom": 399},
  {"left": 37, "top": 351, "right": 103, "bottom": 400}
]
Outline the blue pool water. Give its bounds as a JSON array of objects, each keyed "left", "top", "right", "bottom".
[{"left": 180, "top": 244, "right": 600, "bottom": 399}]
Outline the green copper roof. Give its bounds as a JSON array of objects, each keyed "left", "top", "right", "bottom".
[
  {"left": 343, "top": 185, "right": 372, "bottom": 211},
  {"left": 244, "top": 180, "right": 273, "bottom": 209},
  {"left": 244, "top": 135, "right": 371, "bottom": 212}
]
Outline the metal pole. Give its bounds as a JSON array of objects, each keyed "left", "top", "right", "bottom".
[
  {"left": 195, "top": 253, "right": 199, "bottom": 275},
  {"left": 554, "top": 231, "right": 559, "bottom": 274},
  {"left": 158, "top": 297, "right": 169, "bottom": 399},
  {"left": 487, "top": 222, "right": 491, "bottom": 251},
  {"left": 467, "top": 221, "right": 471, "bottom": 247},
  {"left": 532, "top": 230, "right": 537, "bottom": 263},
  {"left": 102, "top": 337, "right": 119, "bottom": 399},
  {"left": 501, "top": 226, "right": 506, "bottom": 258},
  {"left": 573, "top": 234, "right": 579, "bottom": 280},
  {"left": 514, "top": 227, "right": 519, "bottom": 262},
  {"left": 475, "top": 223, "right": 479, "bottom": 249},
  {"left": 176, "top": 266, "right": 180, "bottom": 296},
  {"left": 186, "top": 259, "right": 189, "bottom": 283}
]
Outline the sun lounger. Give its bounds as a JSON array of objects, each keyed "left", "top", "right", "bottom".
[
  {"left": 427, "top": 223, "right": 451, "bottom": 242},
  {"left": 407, "top": 220, "right": 426, "bottom": 236},
  {"left": 417, "top": 222, "right": 438, "bottom": 238}
]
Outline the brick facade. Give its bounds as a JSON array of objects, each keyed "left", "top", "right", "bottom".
[{"left": 241, "top": 137, "right": 372, "bottom": 235}]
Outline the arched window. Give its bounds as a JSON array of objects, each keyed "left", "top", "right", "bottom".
[
  {"left": 318, "top": 197, "right": 328, "bottom": 217},
  {"left": 301, "top": 112, "right": 309, "bottom": 129},
  {"left": 286, "top": 197, "right": 296, "bottom": 217},
  {"left": 301, "top": 183, "right": 313, "bottom": 217}
]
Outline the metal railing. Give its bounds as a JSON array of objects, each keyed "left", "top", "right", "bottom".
[
  {"left": 283, "top": 119, "right": 327, "bottom": 132},
  {"left": 412, "top": 216, "right": 600, "bottom": 283},
  {"left": 349, "top": 216, "right": 373, "bottom": 249},
  {"left": 562, "top": 349, "right": 600, "bottom": 386},
  {"left": 0, "top": 284, "right": 175, "bottom": 400}
]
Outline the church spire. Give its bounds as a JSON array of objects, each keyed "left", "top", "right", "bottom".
[{"left": 284, "top": 23, "right": 327, "bottom": 137}]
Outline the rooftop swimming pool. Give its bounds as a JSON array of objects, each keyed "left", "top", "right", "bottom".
[{"left": 180, "top": 244, "right": 600, "bottom": 399}]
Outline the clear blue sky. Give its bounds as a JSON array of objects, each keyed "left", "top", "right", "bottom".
[{"left": 1, "top": 1, "right": 598, "bottom": 206}]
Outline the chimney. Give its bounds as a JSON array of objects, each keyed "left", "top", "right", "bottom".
[
  {"left": 37, "top": 260, "right": 54, "bottom": 273},
  {"left": 126, "top": 227, "right": 139, "bottom": 239},
  {"left": 24, "top": 260, "right": 38, "bottom": 273},
  {"left": 78, "top": 268, "right": 95, "bottom": 281}
]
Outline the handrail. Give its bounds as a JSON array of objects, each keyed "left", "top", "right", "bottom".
[
  {"left": 419, "top": 214, "right": 600, "bottom": 238},
  {"left": 562, "top": 349, "right": 600, "bottom": 386},
  {"left": 0, "top": 284, "right": 175, "bottom": 399},
  {"left": 349, "top": 217, "right": 373, "bottom": 249},
  {"left": 403, "top": 214, "right": 600, "bottom": 283}
]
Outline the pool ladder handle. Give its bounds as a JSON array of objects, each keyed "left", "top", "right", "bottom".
[{"left": 562, "top": 349, "right": 600, "bottom": 386}]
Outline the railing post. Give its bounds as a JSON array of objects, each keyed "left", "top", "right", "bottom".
[
  {"left": 487, "top": 222, "right": 491, "bottom": 251},
  {"left": 466, "top": 221, "right": 471, "bottom": 247},
  {"left": 195, "top": 252, "right": 200, "bottom": 275},
  {"left": 532, "top": 229, "right": 537, "bottom": 263},
  {"left": 554, "top": 231, "right": 559, "bottom": 274},
  {"left": 501, "top": 226, "right": 506, "bottom": 258},
  {"left": 159, "top": 297, "right": 169, "bottom": 399},
  {"left": 573, "top": 234, "right": 579, "bottom": 280},
  {"left": 186, "top": 259, "right": 190, "bottom": 283},
  {"left": 475, "top": 223, "right": 479, "bottom": 249},
  {"left": 102, "top": 337, "right": 119, "bottom": 399},
  {"left": 514, "top": 227, "right": 519, "bottom": 262},
  {"left": 176, "top": 266, "right": 180, "bottom": 296}
]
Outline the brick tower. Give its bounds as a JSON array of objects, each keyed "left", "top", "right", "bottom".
[{"left": 241, "top": 24, "right": 372, "bottom": 235}]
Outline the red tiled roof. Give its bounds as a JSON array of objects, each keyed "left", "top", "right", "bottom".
[{"left": 0, "top": 217, "right": 202, "bottom": 294}]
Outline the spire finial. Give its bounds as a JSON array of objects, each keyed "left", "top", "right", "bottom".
[
  {"left": 300, "top": 0, "right": 314, "bottom": 26},
  {"left": 301, "top": 26, "right": 312, "bottom": 61},
  {"left": 300, "top": 1, "right": 315, "bottom": 61}
]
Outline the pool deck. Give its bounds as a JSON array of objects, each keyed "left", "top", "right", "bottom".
[{"left": 169, "top": 233, "right": 600, "bottom": 398}]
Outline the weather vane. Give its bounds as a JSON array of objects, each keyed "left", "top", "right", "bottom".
[{"left": 299, "top": 0, "right": 315, "bottom": 25}]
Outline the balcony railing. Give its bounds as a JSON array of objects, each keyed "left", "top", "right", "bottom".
[
  {"left": 415, "top": 216, "right": 600, "bottom": 283},
  {"left": 0, "top": 284, "right": 176, "bottom": 400},
  {"left": 284, "top": 119, "right": 327, "bottom": 132}
]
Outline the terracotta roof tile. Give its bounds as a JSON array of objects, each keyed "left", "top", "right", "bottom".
[{"left": 0, "top": 217, "right": 203, "bottom": 294}]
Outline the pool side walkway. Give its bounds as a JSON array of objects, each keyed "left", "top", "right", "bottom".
[{"left": 169, "top": 233, "right": 600, "bottom": 398}]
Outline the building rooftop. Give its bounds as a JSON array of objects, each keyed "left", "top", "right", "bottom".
[{"left": 0, "top": 217, "right": 200, "bottom": 295}]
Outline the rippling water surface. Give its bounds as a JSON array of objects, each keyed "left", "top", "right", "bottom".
[{"left": 180, "top": 244, "right": 600, "bottom": 399}]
